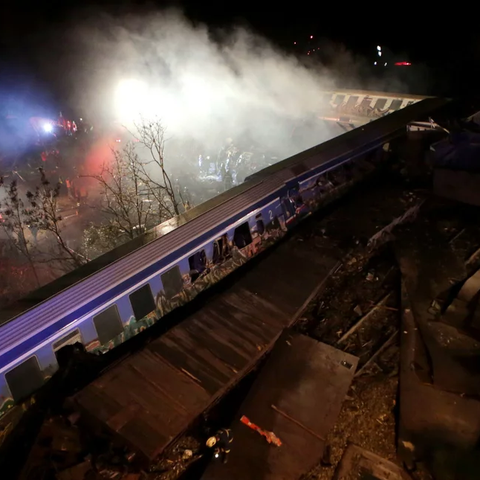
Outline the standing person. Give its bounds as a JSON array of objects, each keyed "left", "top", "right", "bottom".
[{"left": 206, "top": 428, "right": 233, "bottom": 464}]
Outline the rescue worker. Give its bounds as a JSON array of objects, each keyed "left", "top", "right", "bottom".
[{"left": 206, "top": 428, "right": 233, "bottom": 464}]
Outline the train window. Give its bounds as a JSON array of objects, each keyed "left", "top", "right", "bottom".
[
  {"left": 213, "top": 235, "right": 230, "bottom": 265},
  {"left": 161, "top": 265, "right": 183, "bottom": 299},
  {"left": 345, "top": 96, "right": 359, "bottom": 108},
  {"left": 129, "top": 284, "right": 156, "bottom": 321},
  {"left": 233, "top": 222, "right": 252, "bottom": 248},
  {"left": 5, "top": 356, "right": 44, "bottom": 402},
  {"left": 333, "top": 94, "right": 345, "bottom": 105},
  {"left": 374, "top": 98, "right": 387, "bottom": 110},
  {"left": 188, "top": 250, "right": 207, "bottom": 282},
  {"left": 93, "top": 305, "right": 124, "bottom": 345},
  {"left": 360, "top": 97, "right": 372, "bottom": 108},
  {"left": 53, "top": 329, "right": 82, "bottom": 353},
  {"left": 390, "top": 99, "right": 402, "bottom": 110},
  {"left": 212, "top": 240, "right": 221, "bottom": 264},
  {"left": 255, "top": 214, "right": 265, "bottom": 235}
]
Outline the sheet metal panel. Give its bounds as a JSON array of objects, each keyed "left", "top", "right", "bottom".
[{"left": 202, "top": 333, "right": 358, "bottom": 480}]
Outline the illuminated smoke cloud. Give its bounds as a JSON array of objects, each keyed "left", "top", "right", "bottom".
[{"left": 51, "top": 9, "right": 345, "bottom": 163}]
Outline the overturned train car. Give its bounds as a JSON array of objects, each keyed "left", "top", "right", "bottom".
[{"left": 0, "top": 96, "right": 447, "bottom": 418}]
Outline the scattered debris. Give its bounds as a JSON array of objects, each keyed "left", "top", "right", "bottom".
[
  {"left": 240, "top": 415, "right": 282, "bottom": 446},
  {"left": 332, "top": 443, "right": 413, "bottom": 480}
]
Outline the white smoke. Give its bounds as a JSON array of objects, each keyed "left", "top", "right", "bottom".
[{"left": 58, "top": 9, "right": 342, "bottom": 162}]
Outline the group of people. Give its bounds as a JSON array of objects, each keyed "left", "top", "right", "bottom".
[{"left": 197, "top": 138, "right": 276, "bottom": 192}]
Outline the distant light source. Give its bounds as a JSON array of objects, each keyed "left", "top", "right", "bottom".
[
  {"left": 115, "top": 79, "right": 149, "bottom": 120},
  {"left": 395, "top": 61, "right": 411, "bottom": 66},
  {"left": 294, "top": 41, "right": 296, "bottom": 45},
  {"left": 43, "top": 123, "right": 53, "bottom": 133},
  {"left": 384, "top": 62, "right": 387, "bottom": 66},
  {"left": 378, "top": 51, "right": 382, "bottom": 57},
  {"left": 374, "top": 62, "right": 377, "bottom": 65},
  {"left": 310, "top": 35, "right": 313, "bottom": 39},
  {"left": 377, "top": 45, "right": 381, "bottom": 51}
]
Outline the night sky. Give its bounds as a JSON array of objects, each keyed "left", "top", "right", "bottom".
[{"left": 0, "top": 1, "right": 478, "bottom": 117}]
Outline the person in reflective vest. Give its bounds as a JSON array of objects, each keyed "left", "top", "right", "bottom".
[{"left": 206, "top": 428, "right": 233, "bottom": 464}]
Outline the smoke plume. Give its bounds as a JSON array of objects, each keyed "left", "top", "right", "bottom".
[{"left": 43, "top": 8, "right": 345, "bottom": 163}]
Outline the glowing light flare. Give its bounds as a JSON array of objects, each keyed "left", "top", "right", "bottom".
[
  {"left": 310, "top": 35, "right": 313, "bottom": 39},
  {"left": 115, "top": 79, "right": 150, "bottom": 120},
  {"left": 395, "top": 61, "right": 411, "bottom": 66},
  {"left": 377, "top": 45, "right": 381, "bottom": 51},
  {"left": 182, "top": 77, "right": 212, "bottom": 114},
  {"left": 378, "top": 51, "right": 382, "bottom": 57},
  {"left": 43, "top": 123, "right": 53, "bottom": 133}
]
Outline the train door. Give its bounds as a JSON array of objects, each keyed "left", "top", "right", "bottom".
[{"left": 281, "top": 197, "right": 296, "bottom": 220}]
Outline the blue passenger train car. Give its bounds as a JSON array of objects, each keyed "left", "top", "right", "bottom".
[{"left": 0, "top": 97, "right": 447, "bottom": 418}]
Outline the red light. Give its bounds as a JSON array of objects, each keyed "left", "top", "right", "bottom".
[{"left": 394, "top": 62, "right": 411, "bottom": 66}]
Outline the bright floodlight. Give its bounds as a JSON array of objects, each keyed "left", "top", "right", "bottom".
[
  {"left": 377, "top": 45, "right": 381, "bottom": 51},
  {"left": 43, "top": 123, "right": 53, "bottom": 133},
  {"left": 115, "top": 79, "right": 150, "bottom": 120}
]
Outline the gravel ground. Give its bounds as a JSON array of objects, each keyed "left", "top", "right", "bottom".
[{"left": 304, "top": 369, "right": 399, "bottom": 480}]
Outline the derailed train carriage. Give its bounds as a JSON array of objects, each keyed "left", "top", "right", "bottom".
[{"left": 0, "top": 96, "right": 447, "bottom": 418}]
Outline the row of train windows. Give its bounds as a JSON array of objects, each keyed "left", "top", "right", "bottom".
[
  {"left": 3, "top": 219, "right": 267, "bottom": 402},
  {"left": 333, "top": 95, "right": 403, "bottom": 111}
]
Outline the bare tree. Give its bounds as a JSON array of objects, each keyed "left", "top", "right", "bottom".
[
  {"left": 26, "top": 168, "right": 87, "bottom": 269},
  {"left": 0, "top": 178, "right": 40, "bottom": 286},
  {"left": 86, "top": 143, "right": 155, "bottom": 242},
  {"left": 85, "top": 119, "right": 187, "bottom": 256},
  {"left": 0, "top": 169, "right": 86, "bottom": 290},
  {"left": 132, "top": 117, "right": 181, "bottom": 217},
  {"left": 82, "top": 220, "right": 125, "bottom": 260}
]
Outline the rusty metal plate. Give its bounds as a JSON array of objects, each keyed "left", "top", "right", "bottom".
[{"left": 202, "top": 332, "right": 358, "bottom": 480}]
